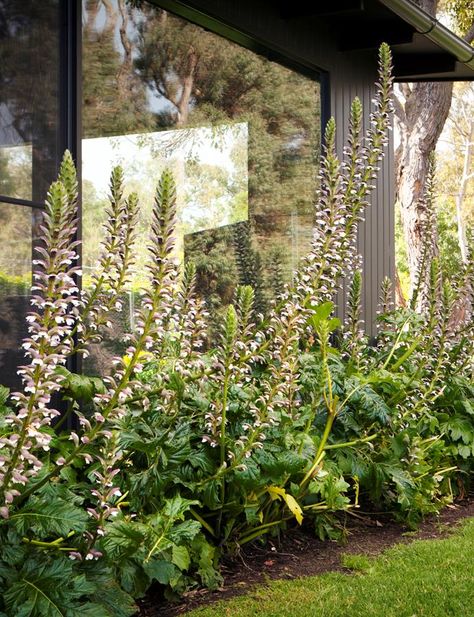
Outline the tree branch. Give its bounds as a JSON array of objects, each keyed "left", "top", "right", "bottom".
[{"left": 464, "top": 21, "right": 474, "bottom": 44}]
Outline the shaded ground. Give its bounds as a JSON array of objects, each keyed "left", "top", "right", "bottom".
[{"left": 137, "top": 496, "right": 474, "bottom": 617}]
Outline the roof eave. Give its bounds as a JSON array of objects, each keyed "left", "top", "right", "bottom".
[{"left": 379, "top": 0, "right": 474, "bottom": 79}]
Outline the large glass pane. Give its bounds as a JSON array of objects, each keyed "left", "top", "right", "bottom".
[
  {"left": 82, "top": 0, "right": 320, "bottom": 371},
  {"left": 0, "top": 0, "right": 60, "bottom": 202},
  {"left": 0, "top": 203, "right": 34, "bottom": 389}
]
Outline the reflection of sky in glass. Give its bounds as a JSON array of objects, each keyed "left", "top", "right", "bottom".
[{"left": 82, "top": 122, "right": 248, "bottom": 234}]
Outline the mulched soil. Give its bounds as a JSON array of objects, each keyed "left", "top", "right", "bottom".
[{"left": 136, "top": 496, "right": 474, "bottom": 617}]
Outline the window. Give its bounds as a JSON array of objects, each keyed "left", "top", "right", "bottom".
[
  {"left": 82, "top": 0, "right": 321, "bottom": 373},
  {"left": 0, "top": 0, "right": 61, "bottom": 389},
  {"left": 0, "top": 1, "right": 322, "bottom": 384}
]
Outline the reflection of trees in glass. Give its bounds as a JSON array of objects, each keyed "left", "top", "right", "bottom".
[
  {"left": 0, "top": 204, "right": 32, "bottom": 390},
  {"left": 181, "top": 135, "right": 247, "bottom": 234},
  {"left": 82, "top": 124, "right": 247, "bottom": 291},
  {"left": 232, "top": 221, "right": 267, "bottom": 316},
  {"left": 0, "top": 0, "right": 59, "bottom": 201},
  {"left": 82, "top": 0, "right": 154, "bottom": 138},
  {"left": 0, "top": 147, "right": 32, "bottom": 199},
  {"left": 82, "top": 1, "right": 320, "bottom": 351},
  {"left": 134, "top": 5, "right": 319, "bottom": 218},
  {"left": 0, "top": 149, "right": 14, "bottom": 197}
]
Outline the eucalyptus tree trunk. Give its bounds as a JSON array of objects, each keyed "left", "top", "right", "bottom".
[{"left": 395, "top": 80, "right": 452, "bottom": 283}]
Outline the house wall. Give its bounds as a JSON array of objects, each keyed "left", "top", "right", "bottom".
[{"left": 155, "top": 0, "right": 396, "bottom": 334}]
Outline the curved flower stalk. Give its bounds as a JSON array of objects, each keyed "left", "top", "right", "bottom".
[
  {"left": 74, "top": 167, "right": 140, "bottom": 352},
  {"left": 0, "top": 153, "right": 80, "bottom": 515}
]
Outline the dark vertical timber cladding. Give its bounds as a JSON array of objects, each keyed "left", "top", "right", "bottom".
[{"left": 151, "top": 0, "right": 395, "bottom": 335}]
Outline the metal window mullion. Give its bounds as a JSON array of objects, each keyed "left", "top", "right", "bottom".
[{"left": 59, "top": 0, "right": 83, "bottom": 409}]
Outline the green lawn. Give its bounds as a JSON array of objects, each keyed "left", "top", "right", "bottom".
[{"left": 184, "top": 519, "right": 474, "bottom": 617}]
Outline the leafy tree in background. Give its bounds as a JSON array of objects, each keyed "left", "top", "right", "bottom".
[
  {"left": 395, "top": 0, "right": 474, "bottom": 302},
  {"left": 441, "top": 82, "right": 474, "bottom": 264}
]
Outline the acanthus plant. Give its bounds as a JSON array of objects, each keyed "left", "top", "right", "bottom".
[
  {"left": 117, "top": 43, "right": 396, "bottom": 543},
  {"left": 0, "top": 43, "right": 394, "bottom": 533},
  {"left": 0, "top": 159, "right": 140, "bottom": 514}
]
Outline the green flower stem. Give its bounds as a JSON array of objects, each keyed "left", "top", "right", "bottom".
[
  {"left": 300, "top": 417, "right": 333, "bottom": 490},
  {"left": 381, "top": 315, "right": 413, "bottom": 370},
  {"left": 238, "top": 517, "right": 292, "bottom": 546},
  {"left": 190, "top": 508, "right": 216, "bottom": 537},
  {"left": 323, "top": 433, "right": 378, "bottom": 450},
  {"left": 51, "top": 399, "right": 74, "bottom": 433}
]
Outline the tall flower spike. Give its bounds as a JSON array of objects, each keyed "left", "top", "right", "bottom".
[
  {"left": 87, "top": 169, "right": 179, "bottom": 426},
  {"left": 378, "top": 276, "right": 393, "bottom": 317},
  {"left": 170, "top": 261, "right": 209, "bottom": 376},
  {"left": 58, "top": 150, "right": 79, "bottom": 211},
  {"left": 343, "top": 42, "right": 393, "bottom": 267},
  {"left": 291, "top": 116, "right": 344, "bottom": 305},
  {"left": 342, "top": 96, "right": 363, "bottom": 210},
  {"left": 345, "top": 269, "right": 364, "bottom": 365},
  {"left": 204, "top": 286, "right": 258, "bottom": 458},
  {"left": 409, "top": 153, "right": 438, "bottom": 312},
  {"left": 276, "top": 44, "right": 393, "bottom": 316},
  {"left": 75, "top": 167, "right": 139, "bottom": 351},
  {"left": 0, "top": 158, "right": 81, "bottom": 514}
]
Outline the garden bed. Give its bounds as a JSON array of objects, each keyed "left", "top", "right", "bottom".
[{"left": 138, "top": 495, "right": 474, "bottom": 617}]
